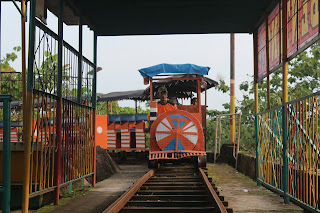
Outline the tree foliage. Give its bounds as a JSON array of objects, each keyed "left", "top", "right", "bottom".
[
  {"left": 0, "top": 46, "right": 22, "bottom": 100},
  {"left": 1, "top": 46, "right": 21, "bottom": 72},
  {"left": 0, "top": 47, "right": 23, "bottom": 121},
  {"left": 97, "top": 101, "right": 149, "bottom": 115},
  {"left": 34, "top": 51, "right": 71, "bottom": 95}
]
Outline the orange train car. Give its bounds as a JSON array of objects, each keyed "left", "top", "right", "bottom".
[
  {"left": 95, "top": 113, "right": 148, "bottom": 150},
  {"left": 95, "top": 89, "right": 150, "bottom": 151},
  {"left": 138, "top": 63, "right": 217, "bottom": 168}
]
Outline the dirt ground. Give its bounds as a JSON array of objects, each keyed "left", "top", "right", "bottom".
[{"left": 207, "top": 163, "right": 304, "bottom": 213}]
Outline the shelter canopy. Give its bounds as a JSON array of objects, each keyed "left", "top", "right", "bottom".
[
  {"left": 139, "top": 64, "right": 210, "bottom": 78},
  {"left": 96, "top": 75, "right": 218, "bottom": 102},
  {"left": 97, "top": 89, "right": 147, "bottom": 102},
  {"left": 46, "top": 0, "right": 274, "bottom": 36},
  {"left": 146, "top": 75, "right": 218, "bottom": 98}
]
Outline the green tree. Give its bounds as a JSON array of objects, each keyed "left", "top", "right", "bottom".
[
  {"left": 0, "top": 46, "right": 23, "bottom": 121},
  {"left": 97, "top": 101, "right": 149, "bottom": 115},
  {"left": 1, "top": 46, "right": 21, "bottom": 72},
  {"left": 34, "top": 51, "right": 70, "bottom": 95},
  {"left": 0, "top": 46, "right": 22, "bottom": 100}
]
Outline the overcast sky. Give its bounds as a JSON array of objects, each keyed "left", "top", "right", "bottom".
[{"left": 1, "top": 2, "right": 254, "bottom": 111}]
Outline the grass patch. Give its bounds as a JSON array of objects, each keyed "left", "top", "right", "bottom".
[{"left": 30, "top": 186, "right": 90, "bottom": 212}]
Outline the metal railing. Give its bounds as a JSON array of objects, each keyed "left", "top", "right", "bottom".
[
  {"left": 26, "top": 18, "right": 95, "bottom": 198},
  {"left": 82, "top": 57, "right": 94, "bottom": 107},
  {"left": 256, "top": 92, "right": 320, "bottom": 212},
  {"left": 61, "top": 99, "right": 94, "bottom": 185},
  {"left": 256, "top": 105, "right": 283, "bottom": 190},
  {"left": 214, "top": 113, "right": 241, "bottom": 168},
  {"left": 0, "top": 95, "right": 11, "bottom": 213}
]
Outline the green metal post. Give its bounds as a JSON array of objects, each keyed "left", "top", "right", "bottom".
[
  {"left": 255, "top": 114, "right": 261, "bottom": 186},
  {"left": 92, "top": 32, "right": 97, "bottom": 108},
  {"left": 77, "top": 18, "right": 83, "bottom": 104},
  {"left": 2, "top": 95, "right": 11, "bottom": 213},
  {"left": 0, "top": 1, "right": 1, "bottom": 66},
  {"left": 69, "top": 183, "right": 72, "bottom": 194},
  {"left": 54, "top": 0, "right": 63, "bottom": 205},
  {"left": 92, "top": 32, "right": 97, "bottom": 187},
  {"left": 81, "top": 178, "right": 84, "bottom": 188},
  {"left": 253, "top": 30, "right": 260, "bottom": 186},
  {"left": 282, "top": 105, "right": 289, "bottom": 203},
  {"left": 26, "top": 0, "right": 36, "bottom": 92},
  {"left": 281, "top": 0, "right": 290, "bottom": 204},
  {"left": 22, "top": 0, "right": 36, "bottom": 211}
]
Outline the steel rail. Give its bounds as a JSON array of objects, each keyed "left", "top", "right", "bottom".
[
  {"left": 199, "top": 168, "right": 228, "bottom": 213},
  {"left": 104, "top": 165, "right": 230, "bottom": 213},
  {"left": 103, "top": 169, "right": 155, "bottom": 213}
]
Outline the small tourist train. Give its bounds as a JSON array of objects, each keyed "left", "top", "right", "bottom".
[{"left": 97, "top": 64, "right": 217, "bottom": 168}]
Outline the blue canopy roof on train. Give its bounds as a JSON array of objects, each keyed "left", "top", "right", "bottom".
[{"left": 138, "top": 63, "right": 210, "bottom": 78}]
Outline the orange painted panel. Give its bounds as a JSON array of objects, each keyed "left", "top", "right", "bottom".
[{"left": 95, "top": 115, "right": 108, "bottom": 149}]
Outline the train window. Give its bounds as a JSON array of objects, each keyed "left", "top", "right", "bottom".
[
  {"left": 130, "top": 132, "right": 136, "bottom": 149},
  {"left": 116, "top": 132, "right": 121, "bottom": 148}
]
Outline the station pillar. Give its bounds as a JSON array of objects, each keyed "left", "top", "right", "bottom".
[{"left": 230, "top": 33, "right": 235, "bottom": 143}]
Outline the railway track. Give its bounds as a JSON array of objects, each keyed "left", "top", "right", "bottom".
[{"left": 104, "top": 164, "right": 232, "bottom": 213}]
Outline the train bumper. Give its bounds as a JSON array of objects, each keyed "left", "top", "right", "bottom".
[{"left": 149, "top": 150, "right": 206, "bottom": 160}]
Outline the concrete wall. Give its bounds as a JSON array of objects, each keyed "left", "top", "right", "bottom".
[
  {"left": 95, "top": 146, "right": 120, "bottom": 182},
  {"left": 108, "top": 151, "right": 148, "bottom": 164},
  {"left": 209, "top": 143, "right": 256, "bottom": 180}
]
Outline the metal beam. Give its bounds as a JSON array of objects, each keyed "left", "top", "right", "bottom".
[
  {"left": 54, "top": 0, "right": 64, "bottom": 205},
  {"left": 265, "top": 15, "right": 270, "bottom": 109},
  {"left": 92, "top": 32, "right": 98, "bottom": 187},
  {"left": 22, "top": 0, "right": 36, "bottom": 211},
  {"left": 281, "top": 0, "right": 289, "bottom": 204},
  {"left": 0, "top": 1, "right": 1, "bottom": 69},
  {"left": 230, "top": 33, "right": 235, "bottom": 143},
  {"left": 11, "top": 0, "right": 24, "bottom": 17},
  {"left": 1, "top": 95, "right": 11, "bottom": 213},
  {"left": 253, "top": 30, "right": 260, "bottom": 186},
  {"left": 21, "top": 0, "right": 27, "bottom": 181},
  {"left": 92, "top": 32, "right": 97, "bottom": 108},
  {"left": 77, "top": 18, "right": 83, "bottom": 104}
]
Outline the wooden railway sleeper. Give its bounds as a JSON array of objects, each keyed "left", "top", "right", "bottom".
[{"left": 104, "top": 164, "right": 233, "bottom": 213}]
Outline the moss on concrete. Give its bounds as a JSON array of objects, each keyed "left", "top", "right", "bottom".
[
  {"left": 207, "top": 163, "right": 253, "bottom": 185},
  {"left": 206, "top": 163, "right": 303, "bottom": 213},
  {"left": 30, "top": 188, "right": 90, "bottom": 213}
]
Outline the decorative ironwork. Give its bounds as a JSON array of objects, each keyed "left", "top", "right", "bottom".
[
  {"left": 61, "top": 99, "right": 94, "bottom": 184},
  {"left": 257, "top": 93, "right": 320, "bottom": 211},
  {"left": 82, "top": 57, "right": 94, "bottom": 107},
  {"left": 214, "top": 113, "right": 241, "bottom": 168},
  {"left": 257, "top": 106, "right": 283, "bottom": 190},
  {"left": 28, "top": 19, "right": 95, "bottom": 198},
  {"left": 30, "top": 90, "right": 57, "bottom": 195},
  {"left": 286, "top": 97, "right": 319, "bottom": 209}
]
